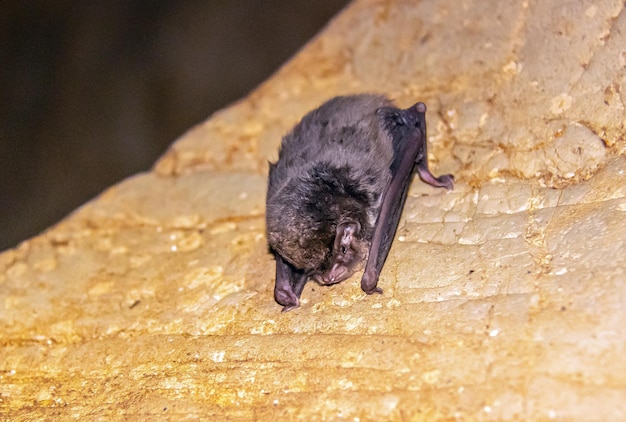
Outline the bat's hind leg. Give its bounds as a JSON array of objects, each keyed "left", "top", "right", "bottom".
[{"left": 415, "top": 105, "right": 454, "bottom": 190}]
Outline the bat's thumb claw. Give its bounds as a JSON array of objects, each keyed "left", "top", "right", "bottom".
[
  {"left": 364, "top": 287, "right": 383, "bottom": 295},
  {"left": 281, "top": 303, "right": 300, "bottom": 312}
]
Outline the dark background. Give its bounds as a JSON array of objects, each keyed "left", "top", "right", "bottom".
[{"left": 0, "top": 1, "right": 350, "bottom": 252}]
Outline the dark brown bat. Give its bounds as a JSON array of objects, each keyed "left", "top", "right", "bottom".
[{"left": 266, "top": 94, "right": 453, "bottom": 311}]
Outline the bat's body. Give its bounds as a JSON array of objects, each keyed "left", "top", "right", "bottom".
[{"left": 266, "top": 94, "right": 453, "bottom": 311}]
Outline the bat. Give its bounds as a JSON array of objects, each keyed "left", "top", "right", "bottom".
[{"left": 265, "top": 94, "right": 453, "bottom": 311}]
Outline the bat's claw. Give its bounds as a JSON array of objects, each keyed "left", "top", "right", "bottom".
[
  {"left": 438, "top": 174, "right": 454, "bottom": 191},
  {"left": 363, "top": 287, "right": 383, "bottom": 295},
  {"left": 281, "top": 302, "right": 300, "bottom": 312}
]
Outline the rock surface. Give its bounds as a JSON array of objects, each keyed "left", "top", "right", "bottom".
[{"left": 2, "top": 0, "right": 626, "bottom": 420}]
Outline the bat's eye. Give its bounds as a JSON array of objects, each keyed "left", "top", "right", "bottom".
[{"left": 341, "top": 246, "right": 347, "bottom": 254}]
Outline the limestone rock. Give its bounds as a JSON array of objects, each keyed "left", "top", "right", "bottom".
[{"left": 2, "top": 0, "right": 626, "bottom": 420}]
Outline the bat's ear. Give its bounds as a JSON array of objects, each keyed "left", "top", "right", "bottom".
[
  {"left": 322, "top": 220, "right": 363, "bottom": 285},
  {"left": 267, "top": 162, "right": 279, "bottom": 187},
  {"left": 334, "top": 221, "right": 360, "bottom": 253}
]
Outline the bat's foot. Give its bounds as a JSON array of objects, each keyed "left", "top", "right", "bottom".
[
  {"left": 436, "top": 174, "right": 454, "bottom": 191},
  {"left": 417, "top": 168, "right": 454, "bottom": 191}
]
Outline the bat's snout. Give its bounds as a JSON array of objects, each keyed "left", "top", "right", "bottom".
[{"left": 321, "top": 263, "right": 353, "bottom": 285}]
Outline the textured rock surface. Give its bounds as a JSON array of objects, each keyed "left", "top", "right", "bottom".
[{"left": 2, "top": 0, "right": 626, "bottom": 420}]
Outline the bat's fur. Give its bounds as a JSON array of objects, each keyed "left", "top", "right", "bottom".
[{"left": 266, "top": 95, "right": 393, "bottom": 277}]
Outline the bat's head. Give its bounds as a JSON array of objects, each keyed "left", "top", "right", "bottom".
[
  {"left": 267, "top": 192, "right": 371, "bottom": 285},
  {"left": 267, "top": 210, "right": 369, "bottom": 286},
  {"left": 267, "top": 158, "right": 377, "bottom": 286},
  {"left": 317, "top": 220, "right": 368, "bottom": 285}
]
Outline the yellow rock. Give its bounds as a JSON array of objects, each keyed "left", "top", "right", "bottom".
[{"left": 2, "top": 0, "right": 626, "bottom": 419}]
